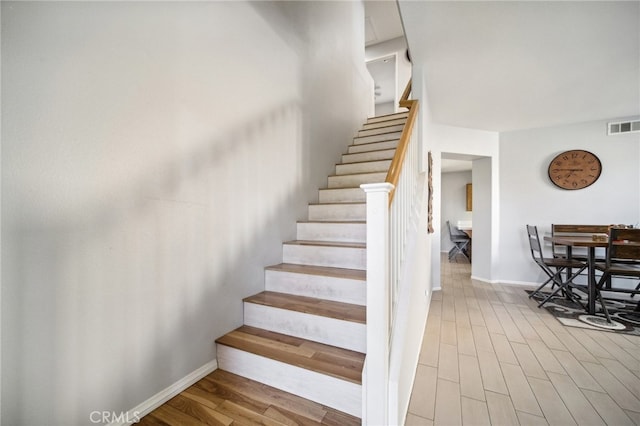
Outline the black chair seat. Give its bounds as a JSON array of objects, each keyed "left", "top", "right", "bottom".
[
  {"left": 544, "top": 257, "right": 587, "bottom": 269},
  {"left": 451, "top": 237, "right": 469, "bottom": 243},
  {"left": 447, "top": 220, "right": 470, "bottom": 262},
  {"left": 595, "top": 261, "right": 640, "bottom": 275}
]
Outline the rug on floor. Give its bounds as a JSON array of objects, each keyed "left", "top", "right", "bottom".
[{"left": 525, "top": 290, "right": 640, "bottom": 336}]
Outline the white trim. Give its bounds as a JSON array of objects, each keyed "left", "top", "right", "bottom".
[
  {"left": 470, "top": 275, "right": 501, "bottom": 284},
  {"left": 109, "top": 359, "right": 218, "bottom": 426},
  {"left": 496, "top": 279, "right": 539, "bottom": 286},
  {"left": 432, "top": 286, "right": 442, "bottom": 292}
]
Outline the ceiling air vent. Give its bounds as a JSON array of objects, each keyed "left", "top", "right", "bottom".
[{"left": 608, "top": 119, "right": 640, "bottom": 135}]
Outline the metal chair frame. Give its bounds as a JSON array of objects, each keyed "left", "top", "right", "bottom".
[
  {"left": 526, "top": 225, "right": 587, "bottom": 308},
  {"left": 595, "top": 227, "right": 640, "bottom": 321},
  {"left": 447, "top": 220, "right": 470, "bottom": 262}
]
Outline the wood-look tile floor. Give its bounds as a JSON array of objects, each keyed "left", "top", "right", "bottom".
[{"left": 406, "top": 255, "right": 640, "bottom": 426}]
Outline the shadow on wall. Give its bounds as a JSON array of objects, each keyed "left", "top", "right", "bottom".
[{"left": 3, "top": 101, "right": 314, "bottom": 425}]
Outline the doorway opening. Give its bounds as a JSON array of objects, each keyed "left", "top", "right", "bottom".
[{"left": 366, "top": 54, "right": 397, "bottom": 116}]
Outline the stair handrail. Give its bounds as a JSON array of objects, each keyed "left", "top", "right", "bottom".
[
  {"left": 385, "top": 80, "right": 419, "bottom": 206},
  {"left": 362, "top": 79, "right": 422, "bottom": 425}
]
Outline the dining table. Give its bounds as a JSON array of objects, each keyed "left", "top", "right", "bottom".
[
  {"left": 543, "top": 235, "right": 607, "bottom": 315},
  {"left": 460, "top": 228, "right": 472, "bottom": 261}
]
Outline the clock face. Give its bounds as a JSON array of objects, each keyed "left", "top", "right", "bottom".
[{"left": 548, "top": 150, "right": 602, "bottom": 190}]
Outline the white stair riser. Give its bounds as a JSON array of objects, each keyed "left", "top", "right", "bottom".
[
  {"left": 328, "top": 172, "right": 387, "bottom": 188},
  {"left": 336, "top": 160, "right": 391, "bottom": 175},
  {"left": 283, "top": 244, "right": 365, "bottom": 269},
  {"left": 217, "top": 345, "right": 362, "bottom": 418},
  {"left": 348, "top": 140, "right": 398, "bottom": 154},
  {"left": 297, "top": 222, "right": 366, "bottom": 243},
  {"left": 362, "top": 118, "right": 406, "bottom": 130},
  {"left": 342, "top": 149, "right": 395, "bottom": 163},
  {"left": 366, "top": 112, "right": 408, "bottom": 124},
  {"left": 243, "top": 303, "right": 366, "bottom": 353},
  {"left": 358, "top": 124, "right": 404, "bottom": 137},
  {"left": 308, "top": 204, "right": 365, "bottom": 221},
  {"left": 318, "top": 188, "right": 365, "bottom": 203},
  {"left": 353, "top": 131, "right": 403, "bottom": 145},
  {"left": 265, "top": 269, "right": 366, "bottom": 305}
]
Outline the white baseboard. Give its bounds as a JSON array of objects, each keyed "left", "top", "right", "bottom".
[
  {"left": 109, "top": 359, "right": 218, "bottom": 426},
  {"left": 496, "top": 279, "right": 539, "bottom": 287},
  {"left": 470, "top": 275, "right": 500, "bottom": 284}
]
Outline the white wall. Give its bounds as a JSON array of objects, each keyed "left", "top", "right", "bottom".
[
  {"left": 366, "top": 36, "right": 412, "bottom": 110},
  {"left": 1, "top": 2, "right": 372, "bottom": 425},
  {"left": 471, "top": 158, "right": 495, "bottom": 282},
  {"left": 426, "top": 121, "right": 499, "bottom": 288},
  {"left": 498, "top": 117, "right": 640, "bottom": 284},
  {"left": 441, "top": 171, "right": 472, "bottom": 253}
]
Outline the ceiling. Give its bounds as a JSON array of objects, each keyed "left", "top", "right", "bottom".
[
  {"left": 398, "top": 1, "right": 640, "bottom": 133},
  {"left": 364, "top": 1, "right": 404, "bottom": 47}
]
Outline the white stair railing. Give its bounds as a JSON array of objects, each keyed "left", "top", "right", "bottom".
[{"left": 361, "top": 80, "right": 421, "bottom": 425}]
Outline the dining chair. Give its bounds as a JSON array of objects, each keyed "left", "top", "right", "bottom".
[
  {"left": 526, "top": 225, "right": 587, "bottom": 307},
  {"left": 447, "top": 220, "right": 470, "bottom": 262},
  {"left": 595, "top": 227, "right": 640, "bottom": 321},
  {"left": 551, "top": 224, "right": 611, "bottom": 290}
]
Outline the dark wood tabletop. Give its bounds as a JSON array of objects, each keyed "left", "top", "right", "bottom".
[{"left": 543, "top": 235, "right": 607, "bottom": 247}]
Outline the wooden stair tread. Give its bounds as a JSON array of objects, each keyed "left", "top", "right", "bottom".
[
  {"left": 336, "top": 158, "right": 392, "bottom": 166},
  {"left": 284, "top": 240, "right": 365, "bottom": 249},
  {"left": 216, "top": 326, "right": 365, "bottom": 384},
  {"left": 349, "top": 140, "right": 399, "bottom": 148},
  {"left": 266, "top": 263, "right": 366, "bottom": 281},
  {"left": 353, "top": 130, "right": 402, "bottom": 139},
  {"left": 328, "top": 171, "right": 386, "bottom": 178},
  {"left": 243, "top": 291, "right": 366, "bottom": 324},
  {"left": 139, "top": 369, "right": 360, "bottom": 425},
  {"left": 343, "top": 148, "right": 396, "bottom": 156},
  {"left": 308, "top": 201, "right": 365, "bottom": 206},
  {"left": 367, "top": 111, "right": 408, "bottom": 119},
  {"left": 358, "top": 127, "right": 404, "bottom": 136},
  {"left": 318, "top": 187, "right": 365, "bottom": 191},
  {"left": 297, "top": 220, "right": 365, "bottom": 224}
]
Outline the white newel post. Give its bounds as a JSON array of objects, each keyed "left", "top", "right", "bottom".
[{"left": 360, "top": 182, "right": 393, "bottom": 426}]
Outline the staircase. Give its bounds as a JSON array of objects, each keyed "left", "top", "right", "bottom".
[{"left": 215, "top": 111, "right": 409, "bottom": 421}]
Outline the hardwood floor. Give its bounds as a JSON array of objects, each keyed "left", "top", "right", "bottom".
[
  {"left": 406, "top": 254, "right": 640, "bottom": 425},
  {"left": 138, "top": 369, "right": 360, "bottom": 426}
]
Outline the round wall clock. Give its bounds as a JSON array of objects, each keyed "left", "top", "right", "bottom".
[{"left": 548, "top": 149, "right": 602, "bottom": 190}]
